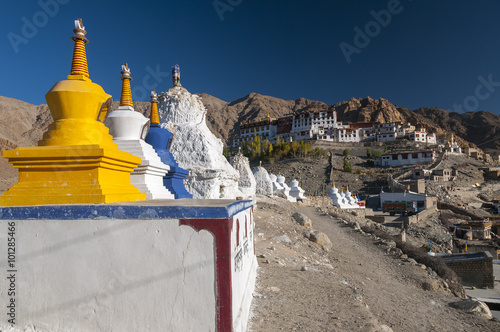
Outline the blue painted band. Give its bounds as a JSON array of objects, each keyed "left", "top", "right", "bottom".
[{"left": 0, "top": 200, "right": 253, "bottom": 220}]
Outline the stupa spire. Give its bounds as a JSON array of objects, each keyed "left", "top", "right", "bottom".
[
  {"left": 150, "top": 89, "right": 160, "bottom": 124},
  {"left": 120, "top": 63, "right": 133, "bottom": 107},
  {"left": 70, "top": 18, "right": 89, "bottom": 77},
  {"left": 172, "top": 64, "right": 181, "bottom": 87}
]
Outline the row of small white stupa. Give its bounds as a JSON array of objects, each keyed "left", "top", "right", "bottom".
[
  {"left": 269, "top": 174, "right": 306, "bottom": 202},
  {"left": 229, "top": 155, "right": 306, "bottom": 202},
  {"left": 328, "top": 184, "right": 365, "bottom": 209}
]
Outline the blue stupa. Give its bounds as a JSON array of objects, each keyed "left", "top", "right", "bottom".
[{"left": 145, "top": 90, "right": 192, "bottom": 199}]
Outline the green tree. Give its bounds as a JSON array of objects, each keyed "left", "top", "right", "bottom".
[
  {"left": 301, "top": 141, "right": 311, "bottom": 157},
  {"left": 384, "top": 145, "right": 388, "bottom": 153},
  {"left": 223, "top": 147, "right": 231, "bottom": 160},
  {"left": 366, "top": 147, "right": 371, "bottom": 158},
  {"left": 242, "top": 139, "right": 249, "bottom": 156},
  {"left": 373, "top": 149, "right": 382, "bottom": 158},
  {"left": 252, "top": 135, "right": 261, "bottom": 157},
  {"left": 291, "top": 141, "right": 299, "bottom": 156},
  {"left": 343, "top": 148, "right": 350, "bottom": 157},
  {"left": 282, "top": 142, "right": 291, "bottom": 155},
  {"left": 343, "top": 159, "right": 352, "bottom": 173},
  {"left": 261, "top": 138, "right": 270, "bottom": 156},
  {"left": 268, "top": 142, "right": 273, "bottom": 155}
]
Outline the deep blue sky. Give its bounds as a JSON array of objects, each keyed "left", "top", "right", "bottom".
[{"left": 1, "top": 0, "right": 500, "bottom": 115}]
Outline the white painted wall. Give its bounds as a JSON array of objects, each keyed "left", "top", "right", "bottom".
[
  {"left": 231, "top": 208, "right": 257, "bottom": 332},
  {"left": 380, "top": 192, "right": 436, "bottom": 209},
  {"left": 0, "top": 219, "right": 216, "bottom": 332}
]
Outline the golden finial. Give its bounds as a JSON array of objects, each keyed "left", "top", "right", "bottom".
[
  {"left": 332, "top": 182, "right": 335, "bottom": 187},
  {"left": 150, "top": 89, "right": 160, "bottom": 124},
  {"left": 69, "top": 18, "right": 89, "bottom": 77},
  {"left": 119, "top": 63, "right": 133, "bottom": 107}
]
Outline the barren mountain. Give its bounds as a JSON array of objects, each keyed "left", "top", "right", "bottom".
[
  {"left": 1, "top": 94, "right": 499, "bottom": 156},
  {"left": 202, "top": 92, "right": 330, "bottom": 142},
  {"left": 411, "top": 107, "right": 500, "bottom": 155}
]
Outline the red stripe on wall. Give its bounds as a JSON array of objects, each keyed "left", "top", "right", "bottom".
[{"left": 180, "top": 218, "right": 233, "bottom": 332}]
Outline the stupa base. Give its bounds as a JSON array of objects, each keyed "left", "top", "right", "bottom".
[
  {"left": 114, "top": 139, "right": 175, "bottom": 200},
  {"left": 165, "top": 167, "right": 192, "bottom": 199},
  {"left": 0, "top": 145, "right": 146, "bottom": 206}
]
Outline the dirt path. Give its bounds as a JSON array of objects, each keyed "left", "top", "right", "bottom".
[{"left": 249, "top": 198, "right": 499, "bottom": 331}]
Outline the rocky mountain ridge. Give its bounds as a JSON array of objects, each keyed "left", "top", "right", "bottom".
[{"left": 1, "top": 94, "right": 499, "bottom": 155}]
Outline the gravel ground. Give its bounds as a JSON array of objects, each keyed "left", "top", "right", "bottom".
[{"left": 249, "top": 195, "right": 500, "bottom": 331}]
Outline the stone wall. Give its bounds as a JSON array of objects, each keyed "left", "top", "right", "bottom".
[{"left": 442, "top": 252, "right": 495, "bottom": 288}]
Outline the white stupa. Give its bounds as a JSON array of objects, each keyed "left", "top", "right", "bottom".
[
  {"left": 344, "top": 186, "right": 357, "bottom": 205},
  {"left": 277, "top": 175, "right": 296, "bottom": 202},
  {"left": 289, "top": 179, "right": 306, "bottom": 200},
  {"left": 157, "top": 71, "right": 242, "bottom": 199},
  {"left": 269, "top": 173, "right": 284, "bottom": 193},
  {"left": 253, "top": 164, "right": 273, "bottom": 196},
  {"left": 106, "top": 64, "right": 174, "bottom": 200},
  {"left": 230, "top": 153, "right": 256, "bottom": 197},
  {"left": 327, "top": 183, "right": 359, "bottom": 209}
]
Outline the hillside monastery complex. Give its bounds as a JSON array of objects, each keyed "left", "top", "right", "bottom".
[{"left": 231, "top": 110, "right": 437, "bottom": 147}]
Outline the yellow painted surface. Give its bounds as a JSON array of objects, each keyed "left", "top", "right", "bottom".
[
  {"left": 1, "top": 145, "right": 146, "bottom": 206},
  {"left": 0, "top": 20, "right": 147, "bottom": 206},
  {"left": 120, "top": 77, "right": 133, "bottom": 107},
  {"left": 150, "top": 99, "right": 160, "bottom": 125}
]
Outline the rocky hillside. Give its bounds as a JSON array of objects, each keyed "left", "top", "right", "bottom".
[
  {"left": 411, "top": 107, "right": 500, "bottom": 155},
  {"left": 204, "top": 94, "right": 500, "bottom": 155},
  {"left": 1, "top": 94, "right": 499, "bottom": 155}
]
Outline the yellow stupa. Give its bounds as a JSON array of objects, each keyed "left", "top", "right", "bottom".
[{"left": 0, "top": 19, "right": 146, "bottom": 206}]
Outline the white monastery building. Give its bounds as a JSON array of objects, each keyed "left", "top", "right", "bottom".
[{"left": 230, "top": 109, "right": 436, "bottom": 148}]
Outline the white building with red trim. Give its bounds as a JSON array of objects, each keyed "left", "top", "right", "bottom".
[
  {"left": 231, "top": 110, "right": 430, "bottom": 147},
  {"left": 232, "top": 116, "right": 276, "bottom": 147},
  {"left": 408, "top": 128, "right": 436, "bottom": 144}
]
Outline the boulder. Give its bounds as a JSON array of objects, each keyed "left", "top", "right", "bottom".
[
  {"left": 375, "top": 325, "right": 393, "bottom": 332},
  {"left": 292, "top": 212, "right": 312, "bottom": 228},
  {"left": 272, "top": 234, "right": 292, "bottom": 245},
  {"left": 421, "top": 280, "right": 440, "bottom": 291},
  {"left": 304, "top": 230, "right": 332, "bottom": 251},
  {"left": 450, "top": 299, "right": 493, "bottom": 319}
]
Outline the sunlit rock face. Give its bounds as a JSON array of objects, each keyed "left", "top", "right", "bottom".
[{"left": 158, "top": 86, "right": 242, "bottom": 199}]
